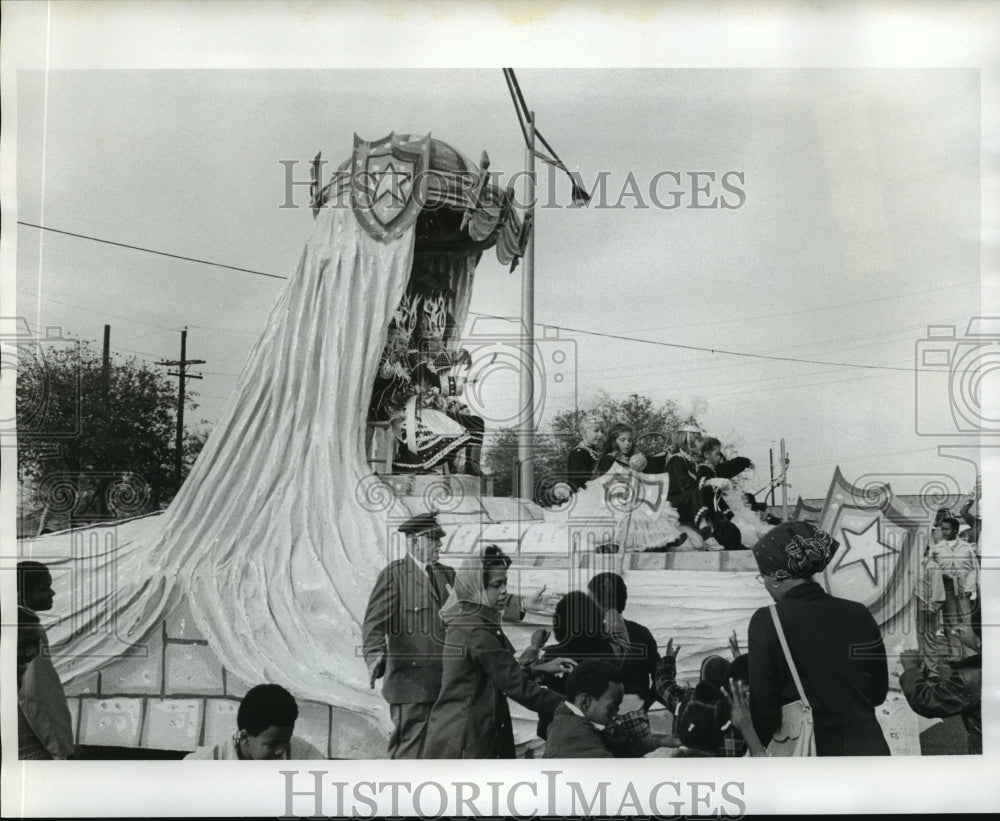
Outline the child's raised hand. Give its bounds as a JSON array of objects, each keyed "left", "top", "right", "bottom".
[{"left": 723, "top": 678, "right": 752, "bottom": 730}]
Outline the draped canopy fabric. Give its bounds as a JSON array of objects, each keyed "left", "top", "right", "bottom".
[
  {"left": 35, "top": 200, "right": 417, "bottom": 726},
  {"left": 24, "top": 135, "right": 527, "bottom": 735}
]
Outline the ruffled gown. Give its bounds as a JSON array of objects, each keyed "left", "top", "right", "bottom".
[{"left": 548, "top": 462, "right": 685, "bottom": 551}]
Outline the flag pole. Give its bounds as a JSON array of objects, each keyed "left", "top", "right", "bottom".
[{"left": 518, "top": 111, "right": 536, "bottom": 500}]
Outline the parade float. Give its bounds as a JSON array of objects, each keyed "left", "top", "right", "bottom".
[{"left": 18, "top": 134, "right": 925, "bottom": 757}]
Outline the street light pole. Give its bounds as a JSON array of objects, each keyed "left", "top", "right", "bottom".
[{"left": 518, "top": 111, "right": 536, "bottom": 500}]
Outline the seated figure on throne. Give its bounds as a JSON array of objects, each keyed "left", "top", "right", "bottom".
[{"left": 370, "top": 289, "right": 486, "bottom": 475}]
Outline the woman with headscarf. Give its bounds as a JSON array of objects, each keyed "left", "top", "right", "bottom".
[
  {"left": 421, "top": 546, "right": 571, "bottom": 759},
  {"left": 747, "top": 522, "right": 891, "bottom": 756}
]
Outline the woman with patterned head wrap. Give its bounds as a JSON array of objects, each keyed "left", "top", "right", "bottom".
[
  {"left": 421, "top": 546, "right": 570, "bottom": 758},
  {"left": 747, "top": 522, "right": 891, "bottom": 756}
]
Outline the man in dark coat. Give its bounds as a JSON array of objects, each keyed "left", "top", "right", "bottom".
[
  {"left": 748, "top": 522, "right": 890, "bottom": 756},
  {"left": 362, "top": 512, "right": 545, "bottom": 758},
  {"left": 362, "top": 512, "right": 454, "bottom": 758}
]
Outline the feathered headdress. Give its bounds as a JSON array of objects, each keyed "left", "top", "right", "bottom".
[
  {"left": 420, "top": 292, "right": 448, "bottom": 339},
  {"left": 393, "top": 291, "right": 421, "bottom": 339}
]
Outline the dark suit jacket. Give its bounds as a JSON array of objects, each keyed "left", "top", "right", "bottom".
[
  {"left": 422, "top": 603, "right": 562, "bottom": 759},
  {"left": 621, "top": 619, "right": 659, "bottom": 699},
  {"left": 566, "top": 446, "right": 597, "bottom": 491},
  {"left": 665, "top": 453, "right": 699, "bottom": 514},
  {"left": 544, "top": 703, "right": 614, "bottom": 758},
  {"left": 748, "top": 582, "right": 890, "bottom": 756},
  {"left": 361, "top": 557, "right": 455, "bottom": 704}
]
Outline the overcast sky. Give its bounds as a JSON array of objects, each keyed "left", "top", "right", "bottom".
[
  {"left": 6, "top": 0, "right": 996, "bottom": 507},
  {"left": 14, "top": 67, "right": 985, "bottom": 499}
]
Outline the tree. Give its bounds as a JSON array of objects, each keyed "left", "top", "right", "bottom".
[
  {"left": 548, "top": 394, "right": 689, "bottom": 456},
  {"left": 481, "top": 427, "right": 567, "bottom": 500},
  {"left": 482, "top": 393, "right": 704, "bottom": 503},
  {"left": 17, "top": 337, "right": 206, "bottom": 521}
]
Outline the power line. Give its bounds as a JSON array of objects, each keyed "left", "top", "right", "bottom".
[
  {"left": 466, "top": 311, "right": 912, "bottom": 373},
  {"left": 571, "top": 314, "right": 963, "bottom": 381},
  {"left": 793, "top": 445, "right": 941, "bottom": 469},
  {"left": 18, "top": 221, "right": 957, "bottom": 375},
  {"left": 17, "top": 289, "right": 183, "bottom": 332},
  {"left": 17, "top": 221, "right": 289, "bottom": 281},
  {"left": 113, "top": 345, "right": 170, "bottom": 360},
  {"left": 624, "top": 279, "right": 979, "bottom": 333},
  {"left": 20, "top": 288, "right": 263, "bottom": 337}
]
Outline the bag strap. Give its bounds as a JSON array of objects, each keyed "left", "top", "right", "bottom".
[{"left": 769, "top": 604, "right": 811, "bottom": 709}]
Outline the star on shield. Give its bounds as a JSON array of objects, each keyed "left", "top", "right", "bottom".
[
  {"left": 832, "top": 517, "right": 899, "bottom": 586},
  {"left": 351, "top": 133, "right": 431, "bottom": 242}
]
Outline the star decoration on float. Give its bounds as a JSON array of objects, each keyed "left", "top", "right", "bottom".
[
  {"left": 369, "top": 159, "right": 412, "bottom": 211},
  {"left": 832, "top": 516, "right": 899, "bottom": 587}
]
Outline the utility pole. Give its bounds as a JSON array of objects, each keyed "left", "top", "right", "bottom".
[
  {"left": 157, "top": 328, "right": 204, "bottom": 488},
  {"left": 768, "top": 446, "right": 775, "bottom": 507},
  {"left": 102, "top": 324, "right": 111, "bottom": 372},
  {"left": 517, "top": 110, "right": 536, "bottom": 499},
  {"left": 780, "top": 438, "right": 789, "bottom": 523}
]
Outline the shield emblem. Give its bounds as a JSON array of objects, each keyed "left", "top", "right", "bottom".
[
  {"left": 604, "top": 472, "right": 666, "bottom": 515},
  {"left": 816, "top": 468, "right": 923, "bottom": 614},
  {"left": 351, "top": 132, "right": 431, "bottom": 241}
]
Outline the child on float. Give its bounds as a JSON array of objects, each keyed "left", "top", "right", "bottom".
[
  {"left": 697, "top": 436, "right": 767, "bottom": 549},
  {"left": 409, "top": 291, "right": 487, "bottom": 475},
  {"left": 551, "top": 422, "right": 686, "bottom": 551},
  {"left": 665, "top": 425, "right": 715, "bottom": 542},
  {"left": 565, "top": 415, "right": 605, "bottom": 492}
]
